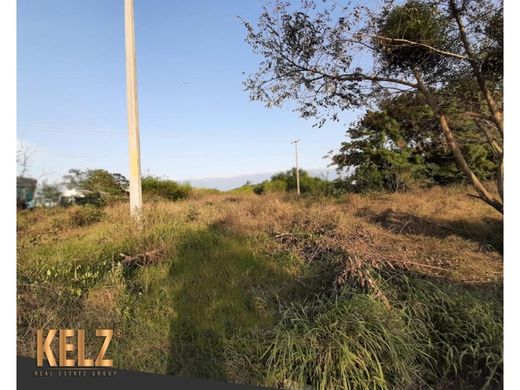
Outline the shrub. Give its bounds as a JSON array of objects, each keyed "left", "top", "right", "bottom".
[
  {"left": 191, "top": 188, "right": 221, "bottom": 197},
  {"left": 75, "top": 192, "right": 104, "bottom": 207},
  {"left": 228, "top": 184, "right": 255, "bottom": 195},
  {"left": 141, "top": 176, "right": 191, "bottom": 201},
  {"left": 262, "top": 179, "right": 287, "bottom": 194},
  {"left": 254, "top": 169, "right": 333, "bottom": 196},
  {"left": 67, "top": 206, "right": 105, "bottom": 227},
  {"left": 253, "top": 183, "right": 265, "bottom": 195}
]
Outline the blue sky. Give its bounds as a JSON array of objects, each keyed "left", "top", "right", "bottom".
[{"left": 18, "top": 0, "right": 360, "bottom": 185}]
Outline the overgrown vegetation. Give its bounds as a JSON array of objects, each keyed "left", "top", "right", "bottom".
[
  {"left": 330, "top": 93, "right": 497, "bottom": 193},
  {"left": 59, "top": 169, "right": 191, "bottom": 206},
  {"left": 15, "top": 1, "right": 504, "bottom": 388},
  {"left": 17, "top": 186, "right": 502, "bottom": 389},
  {"left": 232, "top": 276, "right": 502, "bottom": 389},
  {"left": 253, "top": 168, "right": 332, "bottom": 196},
  {"left": 63, "top": 168, "right": 129, "bottom": 206},
  {"left": 141, "top": 175, "right": 192, "bottom": 201},
  {"left": 243, "top": 0, "right": 503, "bottom": 212}
]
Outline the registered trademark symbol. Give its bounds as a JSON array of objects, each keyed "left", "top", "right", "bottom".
[{"left": 114, "top": 329, "right": 122, "bottom": 337}]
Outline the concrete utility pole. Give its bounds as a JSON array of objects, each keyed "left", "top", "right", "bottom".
[
  {"left": 124, "top": 0, "right": 143, "bottom": 218},
  {"left": 291, "top": 139, "right": 301, "bottom": 196}
]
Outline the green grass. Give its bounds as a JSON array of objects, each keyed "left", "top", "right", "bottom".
[
  {"left": 110, "top": 227, "right": 293, "bottom": 378},
  {"left": 17, "top": 194, "right": 503, "bottom": 389},
  {"left": 230, "top": 273, "right": 502, "bottom": 389},
  {"left": 166, "top": 229, "right": 291, "bottom": 378}
]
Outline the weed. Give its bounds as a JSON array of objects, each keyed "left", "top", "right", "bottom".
[
  {"left": 66, "top": 206, "right": 105, "bottom": 228},
  {"left": 16, "top": 185, "right": 502, "bottom": 388}
]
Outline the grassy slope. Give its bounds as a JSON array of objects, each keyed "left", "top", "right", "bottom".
[{"left": 17, "top": 185, "right": 503, "bottom": 389}]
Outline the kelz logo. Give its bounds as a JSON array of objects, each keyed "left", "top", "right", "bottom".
[{"left": 36, "top": 329, "right": 113, "bottom": 367}]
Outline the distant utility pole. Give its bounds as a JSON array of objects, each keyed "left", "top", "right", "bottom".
[
  {"left": 291, "top": 139, "right": 301, "bottom": 196},
  {"left": 124, "top": 0, "right": 143, "bottom": 218}
]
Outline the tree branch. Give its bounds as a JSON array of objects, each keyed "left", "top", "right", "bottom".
[{"left": 370, "top": 34, "right": 469, "bottom": 60}]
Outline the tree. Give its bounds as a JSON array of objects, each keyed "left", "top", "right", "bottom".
[
  {"left": 63, "top": 169, "right": 129, "bottom": 205},
  {"left": 331, "top": 91, "right": 497, "bottom": 192},
  {"left": 447, "top": 0, "right": 503, "bottom": 199},
  {"left": 17, "top": 141, "right": 34, "bottom": 178},
  {"left": 243, "top": 0, "right": 503, "bottom": 212}
]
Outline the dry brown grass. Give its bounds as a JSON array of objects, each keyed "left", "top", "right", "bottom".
[
  {"left": 106, "top": 185, "right": 502, "bottom": 296},
  {"left": 135, "top": 185, "right": 502, "bottom": 287},
  {"left": 18, "top": 185, "right": 502, "bottom": 297},
  {"left": 16, "top": 184, "right": 502, "bottom": 385},
  {"left": 107, "top": 186, "right": 502, "bottom": 283}
]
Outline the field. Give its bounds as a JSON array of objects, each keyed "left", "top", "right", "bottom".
[{"left": 17, "top": 185, "right": 503, "bottom": 389}]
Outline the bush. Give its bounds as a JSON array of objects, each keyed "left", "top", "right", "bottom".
[
  {"left": 254, "top": 169, "right": 334, "bottom": 196},
  {"left": 191, "top": 188, "right": 221, "bottom": 197},
  {"left": 141, "top": 176, "right": 191, "bottom": 201},
  {"left": 67, "top": 206, "right": 105, "bottom": 227},
  {"left": 253, "top": 183, "right": 264, "bottom": 195},
  {"left": 75, "top": 192, "right": 105, "bottom": 207},
  {"left": 254, "top": 179, "right": 287, "bottom": 194},
  {"left": 228, "top": 185, "right": 255, "bottom": 195}
]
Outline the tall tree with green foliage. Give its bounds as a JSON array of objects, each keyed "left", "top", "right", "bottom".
[
  {"left": 331, "top": 92, "right": 497, "bottom": 192},
  {"left": 243, "top": 0, "right": 503, "bottom": 211},
  {"left": 63, "top": 169, "right": 129, "bottom": 205}
]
